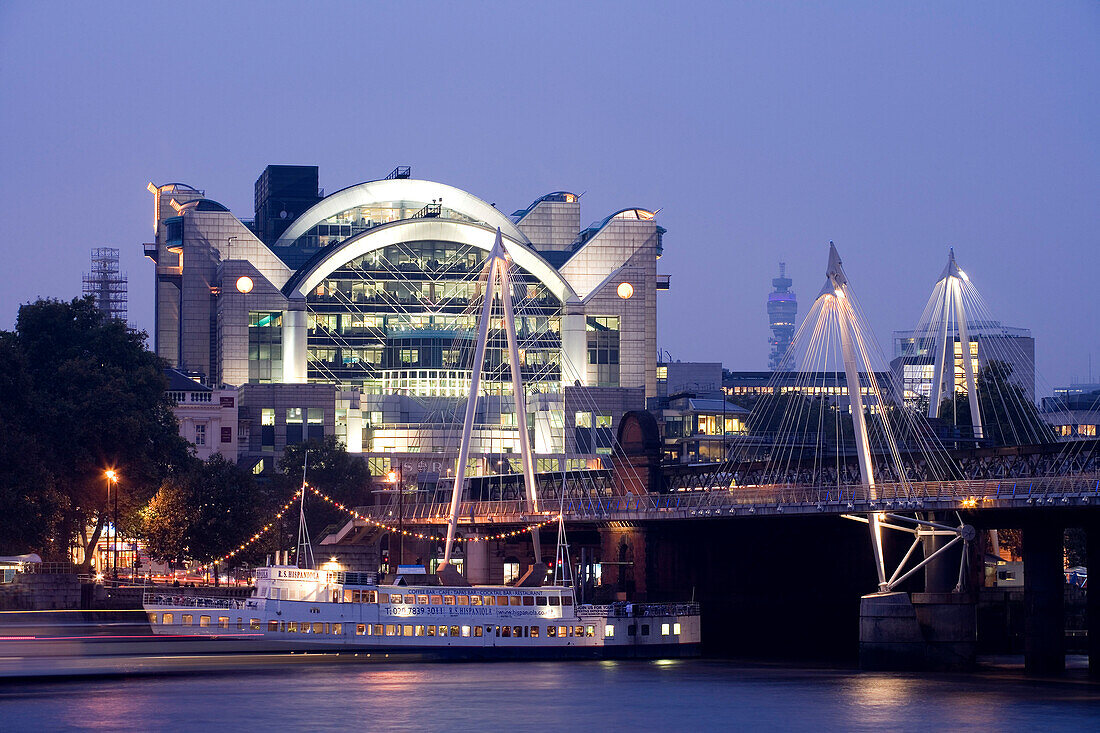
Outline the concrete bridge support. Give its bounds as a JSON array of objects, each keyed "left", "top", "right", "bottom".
[
  {"left": 1087, "top": 522, "right": 1100, "bottom": 677},
  {"left": 1023, "top": 521, "right": 1065, "bottom": 675}
]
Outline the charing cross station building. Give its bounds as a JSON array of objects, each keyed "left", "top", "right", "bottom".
[{"left": 145, "top": 166, "right": 669, "bottom": 485}]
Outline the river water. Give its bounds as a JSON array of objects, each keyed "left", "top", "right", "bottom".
[{"left": 2, "top": 659, "right": 1099, "bottom": 731}]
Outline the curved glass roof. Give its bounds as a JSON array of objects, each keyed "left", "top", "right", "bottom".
[{"left": 510, "top": 191, "right": 579, "bottom": 221}]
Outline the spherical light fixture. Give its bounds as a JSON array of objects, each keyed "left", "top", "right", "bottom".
[
  {"left": 616, "top": 282, "right": 634, "bottom": 299},
  {"left": 235, "top": 276, "right": 254, "bottom": 294}
]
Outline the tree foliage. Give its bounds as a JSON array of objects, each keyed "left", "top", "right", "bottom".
[
  {"left": 140, "top": 455, "right": 264, "bottom": 578},
  {"left": 939, "top": 360, "right": 1054, "bottom": 446},
  {"left": 277, "top": 436, "right": 371, "bottom": 546},
  {"left": 0, "top": 298, "right": 191, "bottom": 562}
]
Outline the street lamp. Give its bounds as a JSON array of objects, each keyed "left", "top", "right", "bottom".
[
  {"left": 104, "top": 470, "right": 119, "bottom": 580},
  {"left": 387, "top": 469, "right": 404, "bottom": 568}
]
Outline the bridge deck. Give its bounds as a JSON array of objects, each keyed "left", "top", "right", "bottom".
[{"left": 350, "top": 476, "right": 1100, "bottom": 527}]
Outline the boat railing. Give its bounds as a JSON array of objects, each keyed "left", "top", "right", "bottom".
[
  {"left": 578, "top": 602, "right": 701, "bottom": 618},
  {"left": 329, "top": 570, "right": 379, "bottom": 586},
  {"left": 144, "top": 593, "right": 257, "bottom": 610}
]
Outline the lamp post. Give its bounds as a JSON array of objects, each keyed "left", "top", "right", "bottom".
[
  {"left": 104, "top": 470, "right": 119, "bottom": 580},
  {"left": 388, "top": 469, "right": 404, "bottom": 568}
]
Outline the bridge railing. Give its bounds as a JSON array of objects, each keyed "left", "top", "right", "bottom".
[{"left": 350, "top": 474, "right": 1100, "bottom": 523}]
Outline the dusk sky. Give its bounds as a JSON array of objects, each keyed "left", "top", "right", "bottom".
[{"left": 1, "top": 2, "right": 1096, "bottom": 394}]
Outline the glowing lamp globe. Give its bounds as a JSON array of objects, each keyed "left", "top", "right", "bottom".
[
  {"left": 236, "top": 276, "right": 254, "bottom": 294},
  {"left": 616, "top": 282, "right": 634, "bottom": 299}
]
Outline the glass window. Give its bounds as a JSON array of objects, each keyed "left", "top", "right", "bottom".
[
  {"left": 574, "top": 412, "right": 592, "bottom": 428},
  {"left": 661, "top": 623, "right": 670, "bottom": 636},
  {"left": 390, "top": 594, "right": 404, "bottom": 603},
  {"left": 586, "top": 626, "right": 595, "bottom": 637},
  {"left": 530, "top": 626, "right": 539, "bottom": 638},
  {"left": 503, "top": 562, "right": 520, "bottom": 584},
  {"left": 163, "top": 613, "right": 173, "bottom": 624},
  {"left": 404, "top": 594, "right": 415, "bottom": 604},
  {"left": 287, "top": 408, "right": 303, "bottom": 424},
  {"left": 558, "top": 626, "right": 568, "bottom": 638},
  {"left": 605, "top": 625, "right": 615, "bottom": 638},
  {"left": 513, "top": 626, "right": 522, "bottom": 638},
  {"left": 194, "top": 424, "right": 206, "bottom": 446},
  {"left": 673, "top": 623, "right": 681, "bottom": 635},
  {"left": 483, "top": 596, "right": 495, "bottom": 606},
  {"left": 450, "top": 626, "right": 460, "bottom": 637},
  {"left": 510, "top": 596, "right": 521, "bottom": 606},
  {"left": 147, "top": 613, "right": 158, "bottom": 624},
  {"left": 216, "top": 616, "right": 228, "bottom": 629},
  {"left": 403, "top": 625, "right": 414, "bottom": 637},
  {"left": 430, "top": 594, "right": 443, "bottom": 605},
  {"left": 536, "top": 596, "right": 548, "bottom": 606},
  {"left": 474, "top": 626, "right": 483, "bottom": 637},
  {"left": 287, "top": 621, "right": 297, "bottom": 633},
  {"left": 268, "top": 620, "right": 278, "bottom": 631},
  {"left": 502, "top": 626, "right": 511, "bottom": 638},
  {"left": 549, "top": 595, "right": 560, "bottom": 606},
  {"left": 547, "top": 626, "right": 557, "bottom": 638},
  {"left": 438, "top": 625, "right": 449, "bottom": 637},
  {"left": 248, "top": 312, "right": 283, "bottom": 384},
  {"left": 470, "top": 595, "right": 483, "bottom": 606},
  {"left": 385, "top": 625, "right": 396, "bottom": 636},
  {"left": 427, "top": 625, "right": 436, "bottom": 637},
  {"left": 417, "top": 595, "right": 429, "bottom": 605},
  {"left": 461, "top": 626, "right": 471, "bottom": 637},
  {"left": 522, "top": 596, "right": 535, "bottom": 606},
  {"left": 372, "top": 624, "right": 383, "bottom": 636},
  {"left": 415, "top": 625, "right": 425, "bottom": 636},
  {"left": 456, "top": 595, "right": 469, "bottom": 606},
  {"left": 333, "top": 623, "right": 343, "bottom": 635},
  {"left": 444, "top": 595, "right": 455, "bottom": 605}
]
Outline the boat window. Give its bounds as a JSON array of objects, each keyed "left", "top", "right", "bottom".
[
  {"left": 162, "top": 613, "right": 173, "bottom": 625},
  {"left": 218, "top": 617, "right": 229, "bottom": 629},
  {"left": 417, "top": 595, "right": 428, "bottom": 605},
  {"left": 474, "top": 626, "right": 483, "bottom": 637},
  {"left": 179, "top": 614, "right": 191, "bottom": 627},
  {"left": 385, "top": 625, "right": 397, "bottom": 636},
  {"left": 287, "top": 621, "right": 298, "bottom": 632},
  {"left": 575, "top": 626, "right": 584, "bottom": 637},
  {"left": 536, "top": 596, "right": 547, "bottom": 606},
  {"left": 509, "top": 596, "right": 521, "bottom": 606},
  {"left": 547, "top": 626, "right": 556, "bottom": 638},
  {"left": 561, "top": 596, "right": 573, "bottom": 606},
  {"left": 483, "top": 596, "right": 495, "bottom": 606},
  {"left": 300, "top": 623, "right": 310, "bottom": 634},
  {"left": 269, "top": 621, "right": 279, "bottom": 632},
  {"left": 331, "top": 590, "right": 340, "bottom": 603},
  {"left": 251, "top": 618, "right": 261, "bottom": 630},
  {"left": 430, "top": 594, "right": 443, "bottom": 605},
  {"left": 549, "top": 596, "right": 560, "bottom": 606},
  {"left": 236, "top": 618, "right": 244, "bottom": 630},
  {"left": 661, "top": 623, "right": 670, "bottom": 636},
  {"left": 674, "top": 623, "right": 681, "bottom": 635},
  {"left": 356, "top": 624, "right": 366, "bottom": 636},
  {"left": 605, "top": 626, "right": 615, "bottom": 638},
  {"left": 627, "top": 625, "right": 636, "bottom": 636},
  {"left": 199, "top": 615, "right": 211, "bottom": 628},
  {"left": 390, "top": 594, "right": 404, "bottom": 603},
  {"left": 522, "top": 596, "right": 534, "bottom": 606},
  {"left": 427, "top": 625, "right": 436, "bottom": 637},
  {"left": 333, "top": 623, "right": 342, "bottom": 635},
  {"left": 450, "top": 625, "right": 460, "bottom": 637},
  {"left": 403, "top": 625, "right": 414, "bottom": 637},
  {"left": 558, "top": 626, "right": 568, "bottom": 637},
  {"left": 456, "top": 595, "right": 469, "bottom": 606},
  {"left": 147, "top": 613, "right": 158, "bottom": 624},
  {"left": 366, "top": 591, "right": 378, "bottom": 603},
  {"left": 495, "top": 596, "right": 508, "bottom": 606},
  {"left": 438, "top": 625, "right": 449, "bottom": 637},
  {"left": 415, "top": 625, "right": 425, "bottom": 636},
  {"left": 269, "top": 587, "right": 279, "bottom": 600},
  {"left": 513, "top": 626, "right": 522, "bottom": 638},
  {"left": 443, "top": 595, "right": 455, "bottom": 605},
  {"left": 470, "top": 595, "right": 482, "bottom": 606},
  {"left": 501, "top": 626, "right": 511, "bottom": 638},
  {"left": 641, "top": 624, "right": 650, "bottom": 636},
  {"left": 344, "top": 590, "right": 354, "bottom": 603},
  {"left": 461, "top": 626, "right": 471, "bottom": 637},
  {"left": 314, "top": 622, "right": 324, "bottom": 634},
  {"left": 586, "top": 626, "right": 595, "bottom": 637},
  {"left": 372, "top": 624, "right": 383, "bottom": 636},
  {"left": 404, "top": 594, "right": 415, "bottom": 604},
  {"left": 530, "top": 626, "right": 539, "bottom": 638},
  {"left": 279, "top": 621, "right": 287, "bottom": 632}
]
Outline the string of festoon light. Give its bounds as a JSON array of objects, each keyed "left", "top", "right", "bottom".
[
  {"left": 201, "top": 484, "right": 562, "bottom": 570},
  {"left": 306, "top": 485, "right": 561, "bottom": 543},
  {"left": 197, "top": 490, "right": 303, "bottom": 571}
]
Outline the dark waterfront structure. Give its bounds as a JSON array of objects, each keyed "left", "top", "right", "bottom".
[{"left": 767, "top": 262, "right": 797, "bottom": 370}]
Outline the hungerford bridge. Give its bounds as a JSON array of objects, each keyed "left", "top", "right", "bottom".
[{"left": 324, "top": 239, "right": 1100, "bottom": 675}]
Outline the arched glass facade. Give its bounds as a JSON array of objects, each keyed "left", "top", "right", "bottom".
[{"left": 303, "top": 239, "right": 563, "bottom": 398}]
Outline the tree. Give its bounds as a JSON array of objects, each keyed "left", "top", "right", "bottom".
[
  {"left": 140, "top": 455, "right": 264, "bottom": 585},
  {"left": 277, "top": 436, "right": 371, "bottom": 550},
  {"left": 940, "top": 360, "right": 1055, "bottom": 447},
  {"left": 0, "top": 297, "right": 192, "bottom": 565}
]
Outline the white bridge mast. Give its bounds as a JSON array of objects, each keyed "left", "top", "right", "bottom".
[
  {"left": 441, "top": 229, "right": 542, "bottom": 571},
  {"left": 822, "top": 244, "right": 887, "bottom": 591}
]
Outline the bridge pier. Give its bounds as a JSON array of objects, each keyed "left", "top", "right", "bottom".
[
  {"left": 1023, "top": 521, "right": 1065, "bottom": 675},
  {"left": 1088, "top": 522, "right": 1100, "bottom": 677},
  {"left": 598, "top": 526, "right": 648, "bottom": 601}
]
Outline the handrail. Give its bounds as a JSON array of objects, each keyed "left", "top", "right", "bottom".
[{"left": 345, "top": 474, "right": 1100, "bottom": 523}]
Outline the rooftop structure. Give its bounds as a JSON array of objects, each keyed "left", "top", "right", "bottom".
[{"left": 82, "top": 247, "right": 127, "bottom": 322}]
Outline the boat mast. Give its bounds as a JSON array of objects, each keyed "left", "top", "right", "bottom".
[{"left": 295, "top": 450, "right": 314, "bottom": 568}]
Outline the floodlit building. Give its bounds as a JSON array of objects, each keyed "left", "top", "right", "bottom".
[
  {"left": 165, "top": 369, "right": 240, "bottom": 461},
  {"left": 890, "top": 321, "right": 1036, "bottom": 406},
  {"left": 144, "top": 166, "right": 668, "bottom": 484}
]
